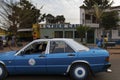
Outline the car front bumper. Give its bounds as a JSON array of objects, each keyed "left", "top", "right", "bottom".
[{"left": 104, "top": 63, "right": 112, "bottom": 72}]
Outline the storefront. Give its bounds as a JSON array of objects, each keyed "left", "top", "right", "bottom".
[
  {"left": 17, "top": 28, "right": 33, "bottom": 41},
  {"left": 40, "top": 24, "right": 96, "bottom": 43}
]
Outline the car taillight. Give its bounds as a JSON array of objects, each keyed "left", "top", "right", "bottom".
[{"left": 105, "top": 57, "right": 110, "bottom": 62}]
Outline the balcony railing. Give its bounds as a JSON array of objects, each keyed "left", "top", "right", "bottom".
[{"left": 84, "top": 23, "right": 99, "bottom": 28}]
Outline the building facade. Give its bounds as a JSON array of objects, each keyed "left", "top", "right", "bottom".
[
  {"left": 80, "top": 6, "right": 120, "bottom": 44},
  {"left": 18, "top": 24, "right": 95, "bottom": 43},
  {"left": 39, "top": 24, "right": 95, "bottom": 43},
  {"left": 17, "top": 28, "right": 33, "bottom": 41}
]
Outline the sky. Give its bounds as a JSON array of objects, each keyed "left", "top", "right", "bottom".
[
  {"left": 23, "top": 0, "right": 120, "bottom": 24},
  {"left": 31, "top": 0, "right": 83, "bottom": 24}
]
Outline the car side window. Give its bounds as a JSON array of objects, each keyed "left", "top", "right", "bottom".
[
  {"left": 50, "top": 41, "right": 74, "bottom": 53},
  {"left": 23, "top": 41, "right": 48, "bottom": 55}
]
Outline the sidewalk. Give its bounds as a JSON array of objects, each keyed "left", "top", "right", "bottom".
[
  {"left": 106, "top": 45, "right": 120, "bottom": 54},
  {"left": 107, "top": 48, "right": 120, "bottom": 54}
]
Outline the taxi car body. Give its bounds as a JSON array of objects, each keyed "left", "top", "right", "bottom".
[{"left": 0, "top": 38, "right": 111, "bottom": 80}]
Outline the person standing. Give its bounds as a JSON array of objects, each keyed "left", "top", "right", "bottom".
[
  {"left": 97, "top": 36, "right": 104, "bottom": 48},
  {"left": 104, "top": 35, "right": 108, "bottom": 48},
  {"left": 0, "top": 37, "right": 3, "bottom": 50},
  {"left": 11, "top": 35, "right": 16, "bottom": 47}
]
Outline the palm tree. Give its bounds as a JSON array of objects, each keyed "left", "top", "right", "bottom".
[
  {"left": 76, "top": 25, "right": 91, "bottom": 42},
  {"left": 93, "top": 3, "right": 103, "bottom": 23},
  {"left": 83, "top": 0, "right": 113, "bottom": 24},
  {"left": 83, "top": 0, "right": 113, "bottom": 9}
]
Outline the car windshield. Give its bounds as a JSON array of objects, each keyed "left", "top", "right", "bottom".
[{"left": 67, "top": 39, "right": 89, "bottom": 52}]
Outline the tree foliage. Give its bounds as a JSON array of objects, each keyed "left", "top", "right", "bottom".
[
  {"left": 101, "top": 11, "right": 119, "bottom": 30},
  {"left": 45, "top": 14, "right": 55, "bottom": 24},
  {"left": 45, "top": 14, "right": 65, "bottom": 24},
  {"left": 0, "top": 0, "right": 19, "bottom": 34},
  {"left": 56, "top": 15, "right": 65, "bottom": 24},
  {"left": 83, "top": 0, "right": 113, "bottom": 9},
  {"left": 0, "top": 0, "right": 45, "bottom": 35},
  {"left": 76, "top": 25, "right": 91, "bottom": 42}
]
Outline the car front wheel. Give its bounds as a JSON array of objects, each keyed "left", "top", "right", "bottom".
[
  {"left": 0, "top": 64, "right": 7, "bottom": 80},
  {"left": 70, "top": 64, "right": 92, "bottom": 80}
]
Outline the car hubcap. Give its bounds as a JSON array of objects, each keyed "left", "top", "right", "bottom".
[
  {"left": 0, "top": 67, "right": 3, "bottom": 76},
  {"left": 75, "top": 67, "right": 86, "bottom": 78}
]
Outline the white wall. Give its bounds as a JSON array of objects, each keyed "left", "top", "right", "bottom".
[
  {"left": 95, "top": 29, "right": 103, "bottom": 39},
  {"left": 112, "top": 30, "right": 120, "bottom": 39},
  {"left": 80, "top": 8, "right": 85, "bottom": 24}
]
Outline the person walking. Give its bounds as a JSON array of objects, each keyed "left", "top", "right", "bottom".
[{"left": 97, "top": 36, "right": 104, "bottom": 48}]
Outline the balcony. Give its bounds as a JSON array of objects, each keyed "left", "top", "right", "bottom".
[{"left": 84, "top": 23, "right": 99, "bottom": 28}]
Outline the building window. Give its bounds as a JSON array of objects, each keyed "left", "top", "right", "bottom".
[
  {"left": 65, "top": 31, "right": 73, "bottom": 38},
  {"left": 85, "top": 14, "right": 91, "bottom": 20},
  {"left": 54, "top": 31, "right": 63, "bottom": 38},
  {"left": 92, "top": 15, "right": 97, "bottom": 23},
  {"left": 118, "top": 30, "right": 120, "bottom": 36}
]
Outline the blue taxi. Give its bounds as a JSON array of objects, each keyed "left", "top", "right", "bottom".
[{"left": 0, "top": 38, "right": 111, "bottom": 80}]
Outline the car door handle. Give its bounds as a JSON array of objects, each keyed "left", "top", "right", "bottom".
[{"left": 67, "top": 54, "right": 75, "bottom": 57}]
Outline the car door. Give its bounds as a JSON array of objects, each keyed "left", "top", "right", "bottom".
[
  {"left": 46, "top": 40, "right": 77, "bottom": 74},
  {"left": 14, "top": 41, "right": 48, "bottom": 74}
]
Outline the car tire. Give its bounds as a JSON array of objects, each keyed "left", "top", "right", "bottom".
[
  {"left": 0, "top": 64, "right": 7, "bottom": 80},
  {"left": 69, "top": 64, "right": 92, "bottom": 80}
]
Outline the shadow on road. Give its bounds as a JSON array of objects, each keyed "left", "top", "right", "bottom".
[{"left": 7, "top": 75, "right": 71, "bottom": 80}]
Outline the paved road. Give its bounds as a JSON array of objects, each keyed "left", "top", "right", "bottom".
[
  {"left": 94, "top": 54, "right": 120, "bottom": 80},
  {"left": 6, "top": 54, "right": 120, "bottom": 80}
]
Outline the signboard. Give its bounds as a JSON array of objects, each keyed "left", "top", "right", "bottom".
[{"left": 32, "top": 23, "right": 40, "bottom": 39}]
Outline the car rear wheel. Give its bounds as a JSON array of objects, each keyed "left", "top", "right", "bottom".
[
  {"left": 69, "top": 64, "right": 92, "bottom": 80},
  {"left": 0, "top": 64, "right": 7, "bottom": 80}
]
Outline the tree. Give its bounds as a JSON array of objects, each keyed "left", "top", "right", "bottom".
[
  {"left": 93, "top": 3, "right": 104, "bottom": 23},
  {"left": 45, "top": 14, "right": 65, "bottom": 24},
  {"left": 56, "top": 15, "right": 65, "bottom": 24},
  {"left": 83, "top": 0, "right": 113, "bottom": 9},
  {"left": 45, "top": 14, "right": 55, "bottom": 24},
  {"left": 0, "top": 0, "right": 19, "bottom": 35},
  {"left": 0, "top": 0, "right": 45, "bottom": 35},
  {"left": 83, "top": 0, "right": 113, "bottom": 24},
  {"left": 76, "top": 25, "right": 91, "bottom": 42},
  {"left": 19, "top": 0, "right": 45, "bottom": 28},
  {"left": 101, "top": 11, "right": 119, "bottom": 30}
]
